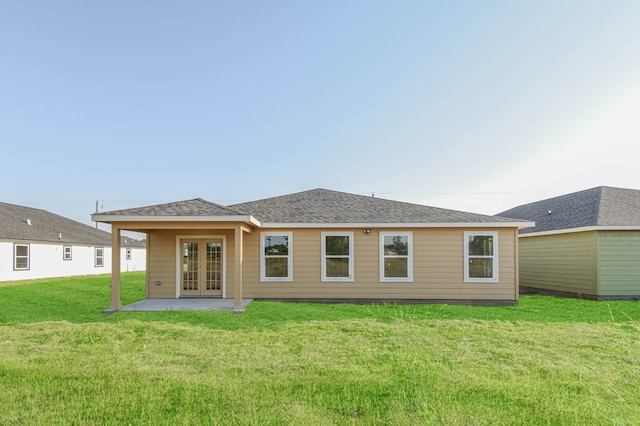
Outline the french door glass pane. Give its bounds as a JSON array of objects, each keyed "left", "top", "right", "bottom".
[
  {"left": 206, "top": 242, "right": 221, "bottom": 290},
  {"left": 183, "top": 242, "right": 198, "bottom": 290}
]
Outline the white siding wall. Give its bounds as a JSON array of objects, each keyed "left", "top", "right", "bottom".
[
  {"left": 0, "top": 241, "right": 145, "bottom": 282},
  {"left": 120, "top": 247, "right": 146, "bottom": 273}
]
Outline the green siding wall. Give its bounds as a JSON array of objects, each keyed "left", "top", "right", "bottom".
[
  {"left": 597, "top": 231, "right": 640, "bottom": 297},
  {"left": 519, "top": 232, "right": 597, "bottom": 296}
]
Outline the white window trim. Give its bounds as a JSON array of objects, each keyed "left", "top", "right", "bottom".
[
  {"left": 63, "top": 245, "right": 72, "bottom": 261},
  {"left": 321, "top": 231, "right": 354, "bottom": 282},
  {"left": 95, "top": 247, "right": 104, "bottom": 267},
  {"left": 260, "top": 232, "right": 293, "bottom": 282},
  {"left": 464, "top": 231, "right": 499, "bottom": 283},
  {"left": 379, "top": 232, "right": 413, "bottom": 282},
  {"left": 126, "top": 248, "right": 132, "bottom": 261},
  {"left": 14, "top": 243, "right": 30, "bottom": 271}
]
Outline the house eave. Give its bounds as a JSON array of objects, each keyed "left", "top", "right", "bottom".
[
  {"left": 520, "top": 225, "right": 640, "bottom": 238},
  {"left": 91, "top": 215, "right": 531, "bottom": 230},
  {"left": 92, "top": 214, "right": 262, "bottom": 227},
  {"left": 261, "top": 221, "right": 534, "bottom": 229}
]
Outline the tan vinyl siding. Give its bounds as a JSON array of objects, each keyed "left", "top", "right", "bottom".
[
  {"left": 597, "top": 231, "right": 640, "bottom": 296},
  {"left": 243, "top": 228, "right": 517, "bottom": 301},
  {"left": 142, "top": 225, "right": 518, "bottom": 301},
  {"left": 146, "top": 231, "right": 176, "bottom": 298},
  {"left": 146, "top": 228, "right": 236, "bottom": 299},
  {"left": 519, "top": 232, "right": 597, "bottom": 295}
]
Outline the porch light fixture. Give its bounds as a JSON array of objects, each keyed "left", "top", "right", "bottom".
[{"left": 364, "top": 229, "right": 372, "bottom": 234}]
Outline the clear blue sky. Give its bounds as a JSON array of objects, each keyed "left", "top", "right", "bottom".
[{"left": 2, "top": 1, "right": 639, "bottom": 227}]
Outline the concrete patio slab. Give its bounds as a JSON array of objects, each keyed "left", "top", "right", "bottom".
[{"left": 117, "top": 298, "right": 252, "bottom": 312}]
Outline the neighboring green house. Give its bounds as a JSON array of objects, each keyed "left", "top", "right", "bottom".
[{"left": 498, "top": 186, "right": 640, "bottom": 300}]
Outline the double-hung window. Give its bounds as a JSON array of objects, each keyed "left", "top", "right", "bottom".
[
  {"left": 14, "top": 244, "right": 30, "bottom": 270},
  {"left": 63, "top": 246, "right": 72, "bottom": 261},
  {"left": 380, "top": 232, "right": 413, "bottom": 282},
  {"left": 260, "top": 232, "right": 293, "bottom": 281},
  {"left": 464, "top": 232, "right": 498, "bottom": 282},
  {"left": 95, "top": 247, "right": 104, "bottom": 267},
  {"left": 321, "top": 232, "right": 354, "bottom": 281}
]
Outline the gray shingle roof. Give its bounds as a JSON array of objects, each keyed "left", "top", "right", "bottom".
[
  {"left": 230, "top": 188, "right": 520, "bottom": 224},
  {"left": 0, "top": 202, "right": 144, "bottom": 246},
  {"left": 94, "top": 198, "right": 249, "bottom": 217},
  {"left": 496, "top": 186, "right": 640, "bottom": 234}
]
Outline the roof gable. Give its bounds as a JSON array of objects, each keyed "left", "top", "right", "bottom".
[
  {"left": 497, "top": 186, "right": 640, "bottom": 234},
  {"left": 230, "top": 188, "right": 521, "bottom": 225},
  {"left": 93, "top": 198, "right": 249, "bottom": 217}
]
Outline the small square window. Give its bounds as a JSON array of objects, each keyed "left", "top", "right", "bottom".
[
  {"left": 126, "top": 248, "right": 132, "bottom": 261},
  {"left": 63, "top": 246, "right": 72, "bottom": 261},
  {"left": 95, "top": 247, "right": 104, "bottom": 267},
  {"left": 14, "top": 244, "right": 30, "bottom": 270}
]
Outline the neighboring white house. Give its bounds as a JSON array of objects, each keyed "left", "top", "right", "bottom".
[{"left": 0, "top": 202, "right": 146, "bottom": 282}]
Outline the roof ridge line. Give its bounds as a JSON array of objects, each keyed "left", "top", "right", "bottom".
[{"left": 593, "top": 187, "right": 604, "bottom": 225}]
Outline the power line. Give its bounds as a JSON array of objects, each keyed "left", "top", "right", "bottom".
[{"left": 367, "top": 191, "right": 541, "bottom": 196}]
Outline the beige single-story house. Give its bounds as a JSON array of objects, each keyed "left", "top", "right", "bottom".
[
  {"left": 497, "top": 186, "right": 640, "bottom": 300},
  {"left": 1, "top": 201, "right": 145, "bottom": 282},
  {"left": 93, "top": 189, "right": 532, "bottom": 312}
]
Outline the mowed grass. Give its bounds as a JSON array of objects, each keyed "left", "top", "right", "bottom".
[{"left": 1, "top": 273, "right": 640, "bottom": 425}]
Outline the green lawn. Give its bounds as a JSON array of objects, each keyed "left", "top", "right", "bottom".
[{"left": 1, "top": 273, "right": 639, "bottom": 425}]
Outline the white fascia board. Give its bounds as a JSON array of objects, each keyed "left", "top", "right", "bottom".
[
  {"left": 520, "top": 225, "right": 640, "bottom": 238},
  {"left": 261, "top": 221, "right": 534, "bottom": 229},
  {"left": 92, "top": 215, "right": 261, "bottom": 227}
]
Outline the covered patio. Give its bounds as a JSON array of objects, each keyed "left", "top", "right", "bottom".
[
  {"left": 92, "top": 198, "right": 261, "bottom": 314},
  {"left": 118, "top": 298, "right": 253, "bottom": 312}
]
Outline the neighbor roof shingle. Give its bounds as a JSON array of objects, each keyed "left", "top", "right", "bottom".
[
  {"left": 0, "top": 202, "right": 143, "bottom": 246},
  {"left": 497, "top": 186, "right": 640, "bottom": 234}
]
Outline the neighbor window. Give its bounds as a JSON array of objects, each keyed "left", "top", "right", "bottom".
[
  {"left": 126, "top": 248, "right": 132, "bottom": 261},
  {"left": 260, "top": 232, "right": 293, "bottom": 281},
  {"left": 95, "top": 247, "right": 104, "bottom": 267},
  {"left": 380, "top": 232, "right": 413, "bottom": 282},
  {"left": 321, "top": 232, "right": 354, "bottom": 281},
  {"left": 63, "top": 246, "right": 72, "bottom": 261},
  {"left": 14, "top": 244, "right": 30, "bottom": 270},
  {"left": 464, "top": 232, "right": 498, "bottom": 282}
]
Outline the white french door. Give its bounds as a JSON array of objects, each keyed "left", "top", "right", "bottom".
[{"left": 180, "top": 239, "right": 223, "bottom": 297}]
